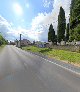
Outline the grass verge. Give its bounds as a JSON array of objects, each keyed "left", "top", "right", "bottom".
[
  {"left": 0, "top": 45, "right": 5, "bottom": 51},
  {"left": 22, "top": 46, "right": 80, "bottom": 66}
]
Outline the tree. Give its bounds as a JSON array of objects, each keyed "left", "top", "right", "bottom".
[
  {"left": 66, "top": 23, "right": 69, "bottom": 41},
  {"left": 0, "top": 34, "right": 8, "bottom": 45},
  {"left": 70, "top": 0, "right": 80, "bottom": 22},
  {"left": 70, "top": 0, "right": 76, "bottom": 22},
  {"left": 74, "top": 0, "right": 80, "bottom": 17},
  {"left": 48, "top": 24, "right": 55, "bottom": 43},
  {"left": 70, "top": 0, "right": 80, "bottom": 41},
  {"left": 74, "top": 24, "right": 80, "bottom": 41},
  {"left": 57, "top": 6, "right": 66, "bottom": 42}
]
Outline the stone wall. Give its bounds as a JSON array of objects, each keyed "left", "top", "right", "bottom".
[{"left": 51, "top": 45, "right": 80, "bottom": 53}]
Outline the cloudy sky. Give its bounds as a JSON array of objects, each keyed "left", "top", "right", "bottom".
[{"left": 0, "top": 0, "right": 71, "bottom": 42}]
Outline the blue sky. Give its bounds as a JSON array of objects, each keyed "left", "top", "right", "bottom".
[{"left": 0, "top": 0, "right": 71, "bottom": 42}]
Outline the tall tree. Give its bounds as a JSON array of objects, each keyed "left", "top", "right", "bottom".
[
  {"left": 74, "top": 24, "right": 80, "bottom": 41},
  {"left": 70, "top": 0, "right": 76, "bottom": 22},
  {"left": 74, "top": 0, "right": 80, "bottom": 17},
  {"left": 48, "top": 24, "right": 55, "bottom": 43},
  {"left": 70, "top": 0, "right": 80, "bottom": 22},
  {"left": 66, "top": 23, "right": 69, "bottom": 41},
  {"left": 57, "top": 6, "right": 66, "bottom": 42},
  {"left": 70, "top": 0, "right": 80, "bottom": 41}
]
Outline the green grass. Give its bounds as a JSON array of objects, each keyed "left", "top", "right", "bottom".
[
  {"left": 22, "top": 46, "right": 80, "bottom": 65},
  {"left": 0, "top": 45, "right": 5, "bottom": 51}
]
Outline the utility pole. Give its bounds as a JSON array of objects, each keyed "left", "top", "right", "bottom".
[
  {"left": 20, "top": 34, "right": 22, "bottom": 48},
  {"left": 69, "top": 17, "right": 70, "bottom": 41}
]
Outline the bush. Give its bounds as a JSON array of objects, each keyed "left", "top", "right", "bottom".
[{"left": 0, "top": 35, "right": 8, "bottom": 45}]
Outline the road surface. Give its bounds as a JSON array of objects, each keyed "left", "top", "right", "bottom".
[{"left": 0, "top": 45, "right": 80, "bottom": 92}]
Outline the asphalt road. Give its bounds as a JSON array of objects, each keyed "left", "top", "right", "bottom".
[{"left": 0, "top": 45, "right": 80, "bottom": 92}]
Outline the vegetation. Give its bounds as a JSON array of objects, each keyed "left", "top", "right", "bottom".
[
  {"left": 22, "top": 46, "right": 80, "bottom": 65},
  {"left": 22, "top": 1, "right": 80, "bottom": 66},
  {"left": 0, "top": 45, "right": 5, "bottom": 50},
  {"left": 70, "top": 0, "right": 80, "bottom": 22},
  {"left": 0, "top": 34, "right": 8, "bottom": 46},
  {"left": 70, "top": 24, "right": 80, "bottom": 41},
  {"left": 48, "top": 1, "right": 80, "bottom": 42},
  {"left": 57, "top": 7, "right": 66, "bottom": 42},
  {"left": 70, "top": 0, "right": 76, "bottom": 22},
  {"left": 48, "top": 24, "right": 55, "bottom": 43},
  {"left": 70, "top": 0, "right": 80, "bottom": 41},
  {"left": 66, "top": 23, "right": 69, "bottom": 41}
]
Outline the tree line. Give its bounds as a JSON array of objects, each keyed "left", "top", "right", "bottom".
[
  {"left": 0, "top": 34, "right": 8, "bottom": 46},
  {"left": 48, "top": 0, "right": 80, "bottom": 44}
]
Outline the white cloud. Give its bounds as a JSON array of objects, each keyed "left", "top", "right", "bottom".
[
  {"left": 0, "top": 15, "right": 44, "bottom": 41},
  {"left": 0, "top": 15, "right": 25, "bottom": 41},
  {"left": 43, "top": 0, "right": 53, "bottom": 8},
  {"left": 29, "top": 0, "right": 71, "bottom": 41},
  {"left": 53, "top": 0, "right": 71, "bottom": 20},
  {"left": 0, "top": 16, "right": 11, "bottom": 27},
  {"left": 0, "top": 0, "right": 71, "bottom": 42},
  {"left": 0, "top": 15, "right": 13, "bottom": 37}
]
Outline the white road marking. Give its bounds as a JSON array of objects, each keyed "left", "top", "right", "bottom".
[{"left": 28, "top": 52, "right": 80, "bottom": 76}]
